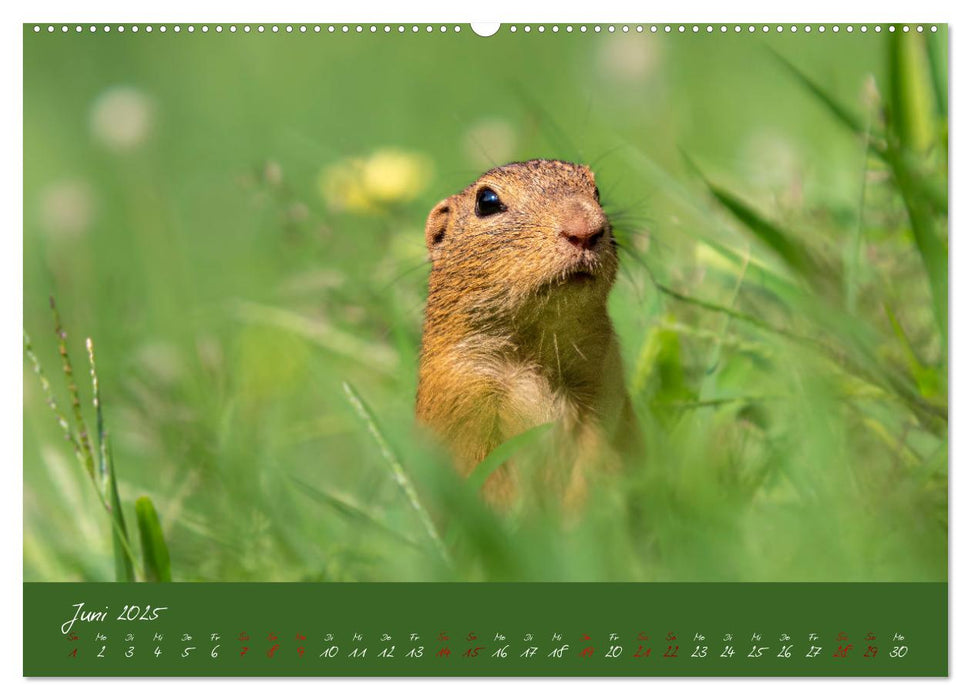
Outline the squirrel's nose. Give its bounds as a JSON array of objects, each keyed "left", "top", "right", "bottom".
[{"left": 559, "top": 201, "right": 607, "bottom": 251}]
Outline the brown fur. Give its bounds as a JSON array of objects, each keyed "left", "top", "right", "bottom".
[{"left": 416, "top": 159, "right": 639, "bottom": 506}]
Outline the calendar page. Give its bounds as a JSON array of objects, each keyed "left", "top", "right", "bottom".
[{"left": 22, "top": 21, "right": 948, "bottom": 678}]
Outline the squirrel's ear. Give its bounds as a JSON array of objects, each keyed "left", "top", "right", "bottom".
[{"left": 424, "top": 197, "right": 452, "bottom": 261}]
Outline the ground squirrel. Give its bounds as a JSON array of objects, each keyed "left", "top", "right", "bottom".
[{"left": 416, "top": 159, "right": 639, "bottom": 506}]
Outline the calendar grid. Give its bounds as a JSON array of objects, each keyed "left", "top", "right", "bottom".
[{"left": 25, "top": 582, "right": 947, "bottom": 677}]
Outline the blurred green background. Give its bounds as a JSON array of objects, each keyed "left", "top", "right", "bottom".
[{"left": 23, "top": 25, "right": 947, "bottom": 582}]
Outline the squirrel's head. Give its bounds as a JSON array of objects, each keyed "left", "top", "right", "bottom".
[{"left": 423, "top": 159, "right": 618, "bottom": 325}]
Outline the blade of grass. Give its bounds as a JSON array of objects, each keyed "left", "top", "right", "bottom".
[
  {"left": 771, "top": 48, "right": 870, "bottom": 138},
  {"left": 924, "top": 29, "right": 948, "bottom": 123},
  {"left": 656, "top": 321, "right": 772, "bottom": 359},
  {"left": 682, "top": 152, "right": 821, "bottom": 281},
  {"left": 882, "top": 143, "right": 948, "bottom": 345},
  {"left": 656, "top": 395, "right": 782, "bottom": 409},
  {"left": 619, "top": 145, "right": 810, "bottom": 303},
  {"left": 882, "top": 32, "right": 948, "bottom": 345},
  {"left": 104, "top": 443, "right": 136, "bottom": 581},
  {"left": 632, "top": 321, "right": 694, "bottom": 407},
  {"left": 135, "top": 496, "right": 172, "bottom": 582},
  {"left": 342, "top": 381, "right": 450, "bottom": 564},
  {"left": 888, "top": 31, "right": 935, "bottom": 154},
  {"left": 884, "top": 305, "right": 944, "bottom": 399},
  {"left": 86, "top": 337, "right": 137, "bottom": 582},
  {"left": 627, "top": 245, "right": 822, "bottom": 349},
  {"left": 290, "top": 475, "right": 424, "bottom": 550},
  {"left": 467, "top": 423, "right": 553, "bottom": 493}
]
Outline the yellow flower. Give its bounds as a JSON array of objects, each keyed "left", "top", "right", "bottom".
[
  {"left": 319, "top": 159, "right": 371, "bottom": 212},
  {"left": 319, "top": 149, "right": 432, "bottom": 214}
]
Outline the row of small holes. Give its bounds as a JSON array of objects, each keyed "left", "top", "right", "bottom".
[
  {"left": 32, "top": 25, "right": 465, "bottom": 33},
  {"left": 510, "top": 24, "right": 936, "bottom": 33},
  {"left": 32, "top": 24, "right": 939, "bottom": 34}
]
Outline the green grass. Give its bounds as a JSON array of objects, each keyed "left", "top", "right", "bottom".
[
  {"left": 23, "top": 26, "right": 946, "bottom": 582},
  {"left": 25, "top": 300, "right": 171, "bottom": 582}
]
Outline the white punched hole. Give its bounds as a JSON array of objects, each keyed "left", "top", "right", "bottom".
[{"left": 471, "top": 23, "right": 500, "bottom": 37}]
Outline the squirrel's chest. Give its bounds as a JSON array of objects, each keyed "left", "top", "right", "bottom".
[{"left": 494, "top": 361, "right": 588, "bottom": 435}]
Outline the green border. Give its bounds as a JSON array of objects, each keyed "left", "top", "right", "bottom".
[{"left": 25, "top": 582, "right": 947, "bottom": 676}]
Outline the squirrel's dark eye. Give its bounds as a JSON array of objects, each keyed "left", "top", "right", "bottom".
[
  {"left": 593, "top": 187, "right": 600, "bottom": 202},
  {"left": 475, "top": 187, "right": 505, "bottom": 217}
]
